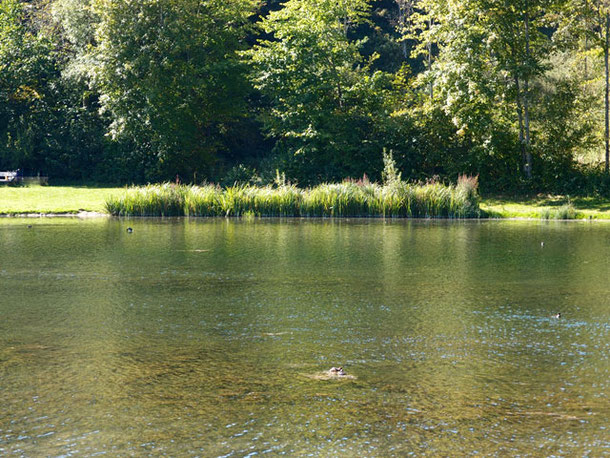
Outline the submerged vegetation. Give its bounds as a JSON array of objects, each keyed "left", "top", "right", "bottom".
[{"left": 105, "top": 176, "right": 481, "bottom": 218}]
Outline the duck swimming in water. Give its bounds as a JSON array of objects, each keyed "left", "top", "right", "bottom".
[
  {"left": 126, "top": 227, "right": 133, "bottom": 233},
  {"left": 329, "top": 367, "right": 346, "bottom": 376},
  {"left": 552, "top": 312, "right": 561, "bottom": 319}
]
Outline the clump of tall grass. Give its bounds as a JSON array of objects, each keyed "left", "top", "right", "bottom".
[
  {"left": 454, "top": 175, "right": 481, "bottom": 218},
  {"left": 105, "top": 176, "right": 482, "bottom": 218},
  {"left": 183, "top": 184, "right": 223, "bottom": 216},
  {"left": 105, "top": 183, "right": 187, "bottom": 216},
  {"left": 248, "top": 184, "right": 302, "bottom": 217},
  {"left": 539, "top": 203, "right": 578, "bottom": 220},
  {"left": 301, "top": 182, "right": 371, "bottom": 217}
]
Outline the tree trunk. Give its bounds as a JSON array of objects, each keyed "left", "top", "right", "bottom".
[
  {"left": 397, "top": 1, "right": 408, "bottom": 59},
  {"left": 585, "top": 0, "right": 589, "bottom": 78},
  {"left": 604, "top": 13, "right": 610, "bottom": 173},
  {"left": 515, "top": 76, "right": 526, "bottom": 168},
  {"left": 523, "top": 1, "right": 532, "bottom": 179},
  {"left": 428, "top": 17, "right": 433, "bottom": 99},
  {"left": 585, "top": 36, "right": 589, "bottom": 78},
  {"left": 523, "top": 78, "right": 532, "bottom": 179}
]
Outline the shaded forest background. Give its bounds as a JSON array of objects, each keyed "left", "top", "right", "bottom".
[{"left": 2, "top": 0, "right": 610, "bottom": 194}]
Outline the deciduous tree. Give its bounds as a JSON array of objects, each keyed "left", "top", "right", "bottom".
[
  {"left": 91, "top": 0, "right": 257, "bottom": 180},
  {"left": 245, "top": 0, "right": 396, "bottom": 183}
]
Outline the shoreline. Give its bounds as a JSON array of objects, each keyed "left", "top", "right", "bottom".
[
  {"left": 0, "top": 211, "right": 109, "bottom": 218},
  {"left": 2, "top": 212, "right": 610, "bottom": 222},
  {"left": 2, "top": 186, "right": 610, "bottom": 220}
]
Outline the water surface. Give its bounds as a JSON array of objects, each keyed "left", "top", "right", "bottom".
[{"left": 0, "top": 218, "right": 608, "bottom": 455}]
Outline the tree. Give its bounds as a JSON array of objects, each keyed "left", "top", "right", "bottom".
[
  {"left": 395, "top": 0, "right": 417, "bottom": 60},
  {"left": 575, "top": 0, "right": 610, "bottom": 172},
  {"left": 0, "top": 0, "right": 58, "bottom": 172},
  {"left": 245, "top": 0, "right": 396, "bottom": 183},
  {"left": 90, "top": 0, "right": 257, "bottom": 181},
  {"left": 411, "top": 0, "right": 563, "bottom": 181}
]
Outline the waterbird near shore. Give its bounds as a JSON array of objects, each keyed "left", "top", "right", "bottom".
[{"left": 329, "top": 367, "right": 346, "bottom": 376}]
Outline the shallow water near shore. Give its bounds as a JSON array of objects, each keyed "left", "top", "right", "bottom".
[{"left": 0, "top": 218, "right": 608, "bottom": 455}]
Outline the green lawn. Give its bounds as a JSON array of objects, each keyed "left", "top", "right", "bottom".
[
  {"left": 0, "top": 185, "right": 124, "bottom": 214},
  {"left": 481, "top": 195, "right": 610, "bottom": 219}
]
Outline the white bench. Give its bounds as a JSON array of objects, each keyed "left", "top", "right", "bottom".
[{"left": 0, "top": 171, "right": 20, "bottom": 183}]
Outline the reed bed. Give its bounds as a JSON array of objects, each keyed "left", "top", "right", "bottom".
[
  {"left": 105, "top": 176, "right": 481, "bottom": 218},
  {"left": 105, "top": 183, "right": 187, "bottom": 216}
]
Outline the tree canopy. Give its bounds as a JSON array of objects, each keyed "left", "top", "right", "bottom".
[{"left": 1, "top": 0, "right": 609, "bottom": 193}]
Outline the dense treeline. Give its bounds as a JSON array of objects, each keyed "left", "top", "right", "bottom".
[{"left": 1, "top": 0, "right": 610, "bottom": 193}]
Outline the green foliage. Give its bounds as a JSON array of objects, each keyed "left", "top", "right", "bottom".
[
  {"left": 381, "top": 149, "right": 402, "bottom": 185},
  {"left": 404, "top": 0, "right": 600, "bottom": 192},
  {"left": 220, "top": 164, "right": 262, "bottom": 187},
  {"left": 91, "top": 0, "right": 257, "bottom": 181},
  {"left": 2, "top": 0, "right": 610, "bottom": 196},
  {"left": 244, "top": 0, "right": 396, "bottom": 184},
  {"left": 0, "top": 0, "right": 58, "bottom": 171}
]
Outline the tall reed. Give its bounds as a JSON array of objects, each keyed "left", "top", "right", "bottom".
[
  {"left": 105, "top": 183, "right": 186, "bottom": 216},
  {"left": 183, "top": 184, "right": 223, "bottom": 216},
  {"left": 105, "top": 177, "right": 481, "bottom": 218}
]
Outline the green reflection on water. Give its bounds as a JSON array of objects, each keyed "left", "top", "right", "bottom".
[{"left": 0, "top": 218, "right": 608, "bottom": 455}]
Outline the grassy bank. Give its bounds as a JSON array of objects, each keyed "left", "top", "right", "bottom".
[
  {"left": 4, "top": 184, "right": 610, "bottom": 220},
  {"left": 0, "top": 186, "right": 124, "bottom": 215},
  {"left": 105, "top": 178, "right": 481, "bottom": 218},
  {"left": 481, "top": 195, "right": 610, "bottom": 219}
]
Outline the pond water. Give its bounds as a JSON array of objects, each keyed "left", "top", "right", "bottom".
[{"left": 0, "top": 218, "right": 608, "bottom": 456}]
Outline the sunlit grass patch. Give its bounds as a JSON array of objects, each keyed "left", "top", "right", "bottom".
[
  {"left": 0, "top": 185, "right": 123, "bottom": 214},
  {"left": 478, "top": 195, "right": 610, "bottom": 219}
]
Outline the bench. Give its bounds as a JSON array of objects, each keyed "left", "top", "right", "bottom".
[{"left": 0, "top": 171, "right": 21, "bottom": 183}]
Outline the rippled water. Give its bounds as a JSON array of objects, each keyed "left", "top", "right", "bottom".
[{"left": 0, "top": 218, "right": 608, "bottom": 456}]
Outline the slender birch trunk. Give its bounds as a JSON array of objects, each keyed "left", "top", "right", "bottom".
[
  {"left": 515, "top": 76, "right": 527, "bottom": 168},
  {"left": 585, "top": 0, "right": 589, "bottom": 78},
  {"left": 523, "top": 1, "right": 532, "bottom": 179},
  {"left": 604, "top": 13, "right": 610, "bottom": 173},
  {"left": 398, "top": 1, "right": 408, "bottom": 59},
  {"left": 428, "top": 17, "right": 433, "bottom": 99}
]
